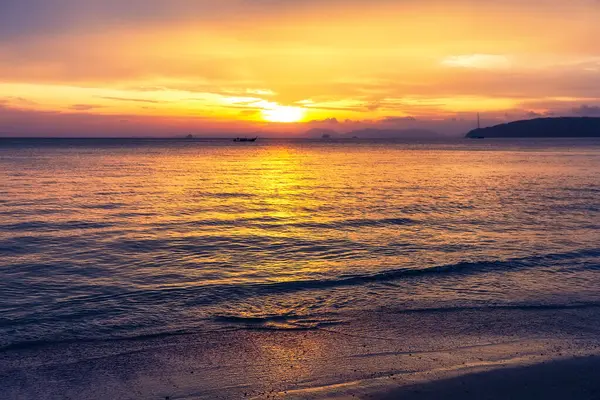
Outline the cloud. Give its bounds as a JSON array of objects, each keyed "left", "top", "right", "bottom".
[
  {"left": 69, "top": 104, "right": 104, "bottom": 111},
  {"left": 309, "top": 118, "right": 339, "bottom": 124},
  {"left": 366, "top": 102, "right": 381, "bottom": 111},
  {"left": 239, "top": 109, "right": 260, "bottom": 117},
  {"left": 0, "top": 96, "right": 38, "bottom": 107},
  {"left": 524, "top": 111, "right": 544, "bottom": 118},
  {"left": 0, "top": 1, "right": 215, "bottom": 38},
  {"left": 382, "top": 116, "right": 417, "bottom": 123},
  {"left": 97, "top": 96, "right": 165, "bottom": 104},
  {"left": 7, "top": 99, "right": 600, "bottom": 138},
  {"left": 572, "top": 104, "right": 600, "bottom": 116},
  {"left": 442, "top": 54, "right": 512, "bottom": 70},
  {"left": 0, "top": 102, "right": 253, "bottom": 137},
  {"left": 245, "top": 89, "right": 276, "bottom": 96}
]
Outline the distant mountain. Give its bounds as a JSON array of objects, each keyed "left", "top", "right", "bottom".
[
  {"left": 304, "top": 128, "right": 340, "bottom": 138},
  {"left": 345, "top": 128, "right": 441, "bottom": 139},
  {"left": 304, "top": 128, "right": 441, "bottom": 139},
  {"left": 466, "top": 117, "right": 600, "bottom": 138}
]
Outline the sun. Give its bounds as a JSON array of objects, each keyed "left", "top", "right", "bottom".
[{"left": 262, "top": 105, "right": 306, "bottom": 123}]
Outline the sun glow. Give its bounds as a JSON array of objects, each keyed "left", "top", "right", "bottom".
[{"left": 261, "top": 105, "right": 306, "bottom": 123}]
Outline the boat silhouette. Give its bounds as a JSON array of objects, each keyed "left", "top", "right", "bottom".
[{"left": 233, "top": 137, "right": 258, "bottom": 142}]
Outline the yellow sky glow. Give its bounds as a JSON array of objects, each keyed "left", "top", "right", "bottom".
[{"left": 1, "top": 0, "right": 599, "bottom": 135}]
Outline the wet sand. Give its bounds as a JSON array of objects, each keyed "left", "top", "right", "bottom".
[
  {"left": 3, "top": 307, "right": 600, "bottom": 399},
  {"left": 371, "top": 356, "right": 600, "bottom": 400}
]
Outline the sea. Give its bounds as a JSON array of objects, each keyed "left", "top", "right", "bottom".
[{"left": 1, "top": 138, "right": 600, "bottom": 399}]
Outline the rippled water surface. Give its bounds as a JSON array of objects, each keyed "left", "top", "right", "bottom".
[{"left": 1, "top": 138, "right": 599, "bottom": 349}]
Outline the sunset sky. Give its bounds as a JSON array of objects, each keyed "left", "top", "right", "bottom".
[{"left": 1, "top": 0, "right": 600, "bottom": 136}]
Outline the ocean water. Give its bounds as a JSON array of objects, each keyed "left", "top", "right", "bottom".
[{"left": 1, "top": 138, "right": 600, "bottom": 352}]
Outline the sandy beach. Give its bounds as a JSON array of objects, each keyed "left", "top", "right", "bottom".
[
  {"left": 3, "top": 306, "right": 600, "bottom": 399},
  {"left": 284, "top": 356, "right": 600, "bottom": 400},
  {"left": 371, "top": 356, "right": 600, "bottom": 400}
]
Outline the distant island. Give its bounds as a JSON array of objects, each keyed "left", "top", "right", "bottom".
[
  {"left": 466, "top": 117, "right": 600, "bottom": 138},
  {"left": 305, "top": 128, "right": 338, "bottom": 138},
  {"left": 305, "top": 128, "right": 440, "bottom": 139},
  {"left": 347, "top": 128, "right": 440, "bottom": 139}
]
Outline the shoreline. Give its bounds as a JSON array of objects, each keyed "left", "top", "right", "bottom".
[
  {"left": 3, "top": 330, "right": 599, "bottom": 399},
  {"left": 3, "top": 307, "right": 600, "bottom": 399}
]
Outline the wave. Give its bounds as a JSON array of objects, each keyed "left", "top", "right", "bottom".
[
  {"left": 212, "top": 302, "right": 600, "bottom": 332},
  {"left": 212, "top": 314, "right": 344, "bottom": 332},
  {"left": 5, "top": 301, "right": 600, "bottom": 352},
  {"left": 203, "top": 248, "right": 600, "bottom": 295},
  {"left": 289, "top": 217, "right": 416, "bottom": 229},
  {"left": 382, "top": 302, "right": 600, "bottom": 315},
  {"left": 80, "top": 203, "right": 125, "bottom": 210},
  {"left": 147, "top": 216, "right": 417, "bottom": 231},
  {"left": 2, "top": 247, "right": 598, "bottom": 351},
  {"left": 8, "top": 247, "right": 597, "bottom": 310},
  {"left": 62, "top": 259, "right": 506, "bottom": 306},
  {"left": 209, "top": 192, "right": 257, "bottom": 199},
  {"left": 0, "top": 328, "right": 198, "bottom": 352},
  {"left": 213, "top": 314, "right": 299, "bottom": 324},
  {"left": 1, "top": 221, "right": 114, "bottom": 232}
]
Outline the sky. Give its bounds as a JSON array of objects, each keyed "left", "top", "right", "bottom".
[{"left": 1, "top": 0, "right": 600, "bottom": 137}]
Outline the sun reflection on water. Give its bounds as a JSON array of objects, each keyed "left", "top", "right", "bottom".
[{"left": 1, "top": 140, "right": 600, "bottom": 348}]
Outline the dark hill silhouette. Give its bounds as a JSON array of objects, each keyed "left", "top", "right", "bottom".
[{"left": 466, "top": 117, "right": 600, "bottom": 138}]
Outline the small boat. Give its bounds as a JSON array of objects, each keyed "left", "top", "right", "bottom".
[{"left": 233, "top": 137, "right": 258, "bottom": 142}]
